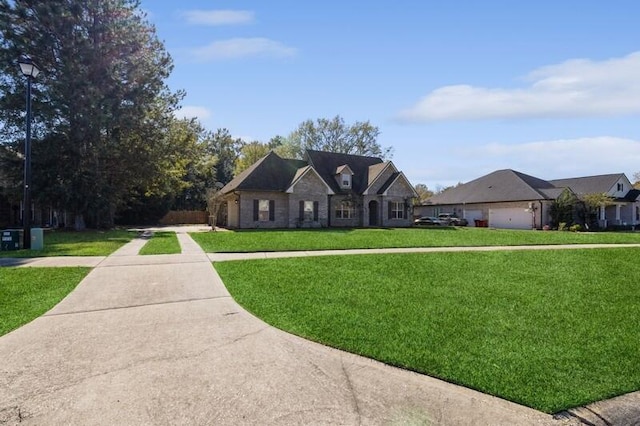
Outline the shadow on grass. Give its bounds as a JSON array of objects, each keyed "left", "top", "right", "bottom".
[{"left": 0, "top": 258, "right": 32, "bottom": 267}]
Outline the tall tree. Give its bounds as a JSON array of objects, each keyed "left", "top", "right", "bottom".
[
  {"left": 205, "top": 128, "right": 243, "bottom": 185},
  {"left": 234, "top": 141, "right": 271, "bottom": 176},
  {"left": 0, "top": 0, "right": 182, "bottom": 228},
  {"left": 413, "top": 183, "right": 434, "bottom": 204},
  {"left": 287, "top": 115, "right": 392, "bottom": 159}
]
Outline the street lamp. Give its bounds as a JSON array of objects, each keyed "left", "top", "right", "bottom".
[{"left": 18, "top": 55, "right": 40, "bottom": 249}]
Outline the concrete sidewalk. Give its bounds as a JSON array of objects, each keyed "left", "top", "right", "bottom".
[
  {"left": 208, "top": 242, "right": 640, "bottom": 262},
  {"left": 1, "top": 235, "right": 635, "bottom": 424}
]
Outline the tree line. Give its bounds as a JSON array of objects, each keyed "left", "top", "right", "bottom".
[{"left": 0, "top": 1, "right": 390, "bottom": 228}]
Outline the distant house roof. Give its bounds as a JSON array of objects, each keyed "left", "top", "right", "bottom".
[
  {"left": 426, "top": 169, "right": 638, "bottom": 206},
  {"left": 427, "top": 169, "right": 556, "bottom": 205},
  {"left": 549, "top": 174, "right": 625, "bottom": 195},
  {"left": 305, "top": 150, "right": 383, "bottom": 194},
  {"left": 623, "top": 189, "right": 640, "bottom": 202}
]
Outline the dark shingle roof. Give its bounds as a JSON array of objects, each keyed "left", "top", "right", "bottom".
[
  {"left": 549, "top": 174, "right": 625, "bottom": 195},
  {"left": 624, "top": 189, "right": 640, "bottom": 201},
  {"left": 427, "top": 169, "right": 556, "bottom": 204},
  {"left": 376, "top": 172, "right": 401, "bottom": 195},
  {"left": 305, "top": 150, "right": 383, "bottom": 194},
  {"left": 221, "top": 151, "right": 307, "bottom": 193}
]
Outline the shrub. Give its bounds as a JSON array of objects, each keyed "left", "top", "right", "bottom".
[
  {"left": 558, "top": 222, "right": 568, "bottom": 231},
  {"left": 569, "top": 224, "right": 582, "bottom": 232}
]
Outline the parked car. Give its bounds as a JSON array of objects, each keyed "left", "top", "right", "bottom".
[
  {"left": 414, "top": 216, "right": 444, "bottom": 226},
  {"left": 437, "top": 213, "right": 468, "bottom": 226}
]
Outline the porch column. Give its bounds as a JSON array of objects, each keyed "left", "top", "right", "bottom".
[
  {"left": 600, "top": 205, "right": 606, "bottom": 227},
  {"left": 615, "top": 203, "right": 621, "bottom": 224}
]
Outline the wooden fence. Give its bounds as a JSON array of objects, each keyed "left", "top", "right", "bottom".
[{"left": 158, "top": 210, "right": 208, "bottom": 225}]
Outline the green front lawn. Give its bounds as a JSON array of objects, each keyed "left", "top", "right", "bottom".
[
  {"left": 0, "top": 267, "right": 90, "bottom": 336},
  {"left": 139, "top": 232, "right": 181, "bottom": 255},
  {"left": 215, "top": 248, "right": 640, "bottom": 413},
  {"left": 0, "top": 229, "right": 134, "bottom": 257},
  {"left": 192, "top": 227, "right": 640, "bottom": 253}
]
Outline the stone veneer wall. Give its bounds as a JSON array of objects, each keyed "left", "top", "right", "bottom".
[
  {"left": 238, "top": 191, "right": 289, "bottom": 229},
  {"left": 287, "top": 171, "right": 330, "bottom": 228}
]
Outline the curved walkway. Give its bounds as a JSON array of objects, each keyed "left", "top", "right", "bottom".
[{"left": 2, "top": 235, "right": 639, "bottom": 424}]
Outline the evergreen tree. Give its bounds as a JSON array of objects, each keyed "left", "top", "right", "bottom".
[{"left": 0, "top": 0, "right": 182, "bottom": 228}]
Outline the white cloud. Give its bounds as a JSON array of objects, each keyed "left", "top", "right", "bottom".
[
  {"left": 399, "top": 51, "right": 640, "bottom": 122},
  {"left": 468, "top": 136, "right": 640, "bottom": 180},
  {"left": 191, "top": 38, "right": 297, "bottom": 61},
  {"left": 182, "top": 10, "right": 254, "bottom": 26},
  {"left": 405, "top": 136, "right": 640, "bottom": 189},
  {"left": 174, "top": 105, "right": 212, "bottom": 121}
]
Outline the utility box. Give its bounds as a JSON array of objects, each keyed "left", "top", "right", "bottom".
[
  {"left": 30, "top": 228, "right": 44, "bottom": 250},
  {"left": 1, "top": 230, "right": 21, "bottom": 251}
]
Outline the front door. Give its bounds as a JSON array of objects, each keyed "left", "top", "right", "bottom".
[{"left": 369, "top": 200, "right": 378, "bottom": 226}]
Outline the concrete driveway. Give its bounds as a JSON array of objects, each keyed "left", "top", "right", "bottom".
[{"left": 0, "top": 232, "right": 610, "bottom": 425}]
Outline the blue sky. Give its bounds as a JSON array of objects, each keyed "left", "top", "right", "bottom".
[{"left": 141, "top": 1, "right": 640, "bottom": 190}]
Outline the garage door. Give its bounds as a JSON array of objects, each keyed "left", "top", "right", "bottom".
[{"left": 489, "top": 208, "right": 531, "bottom": 229}]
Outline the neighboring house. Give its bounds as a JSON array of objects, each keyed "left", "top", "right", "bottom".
[
  {"left": 549, "top": 174, "right": 640, "bottom": 228},
  {"left": 220, "top": 150, "right": 418, "bottom": 229},
  {"left": 416, "top": 169, "right": 640, "bottom": 230}
]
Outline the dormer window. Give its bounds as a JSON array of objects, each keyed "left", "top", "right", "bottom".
[
  {"left": 335, "top": 164, "right": 354, "bottom": 190},
  {"left": 617, "top": 183, "right": 624, "bottom": 192},
  {"left": 341, "top": 173, "right": 351, "bottom": 188}
]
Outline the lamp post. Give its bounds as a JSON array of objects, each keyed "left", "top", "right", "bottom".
[{"left": 18, "top": 55, "right": 40, "bottom": 249}]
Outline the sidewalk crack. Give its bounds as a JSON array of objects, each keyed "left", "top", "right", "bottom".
[
  {"left": 340, "top": 356, "right": 362, "bottom": 425},
  {"left": 43, "top": 295, "right": 231, "bottom": 317}
]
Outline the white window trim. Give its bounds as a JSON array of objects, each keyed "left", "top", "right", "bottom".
[
  {"left": 336, "top": 201, "right": 354, "bottom": 219},
  {"left": 341, "top": 173, "right": 351, "bottom": 188},
  {"left": 303, "top": 200, "right": 314, "bottom": 221},
  {"left": 391, "top": 201, "right": 404, "bottom": 219},
  {"left": 258, "top": 199, "right": 270, "bottom": 222}
]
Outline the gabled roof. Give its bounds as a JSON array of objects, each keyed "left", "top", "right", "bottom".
[
  {"left": 377, "top": 172, "right": 401, "bottom": 195},
  {"left": 361, "top": 161, "right": 398, "bottom": 195},
  {"left": 549, "top": 174, "right": 626, "bottom": 195},
  {"left": 377, "top": 172, "right": 420, "bottom": 197},
  {"left": 427, "top": 169, "right": 556, "bottom": 204},
  {"left": 538, "top": 187, "right": 570, "bottom": 199},
  {"left": 305, "top": 150, "right": 383, "bottom": 194},
  {"left": 221, "top": 151, "right": 306, "bottom": 194},
  {"left": 623, "top": 189, "right": 640, "bottom": 202},
  {"left": 221, "top": 149, "right": 414, "bottom": 197},
  {"left": 335, "top": 164, "right": 354, "bottom": 175},
  {"left": 367, "top": 162, "right": 390, "bottom": 187},
  {"left": 286, "top": 165, "right": 335, "bottom": 194}
]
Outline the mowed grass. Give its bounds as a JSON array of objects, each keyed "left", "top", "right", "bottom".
[
  {"left": 0, "top": 267, "right": 90, "bottom": 336},
  {"left": 192, "top": 227, "right": 640, "bottom": 253},
  {"left": 215, "top": 248, "right": 640, "bottom": 413},
  {"left": 0, "top": 229, "right": 134, "bottom": 257},
  {"left": 139, "top": 232, "right": 181, "bottom": 255}
]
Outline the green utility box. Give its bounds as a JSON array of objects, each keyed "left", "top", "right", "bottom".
[
  {"left": 31, "top": 228, "right": 44, "bottom": 250},
  {"left": 1, "top": 230, "right": 20, "bottom": 251}
]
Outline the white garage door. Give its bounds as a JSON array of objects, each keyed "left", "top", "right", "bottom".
[
  {"left": 464, "top": 210, "right": 483, "bottom": 227},
  {"left": 489, "top": 208, "right": 531, "bottom": 229}
]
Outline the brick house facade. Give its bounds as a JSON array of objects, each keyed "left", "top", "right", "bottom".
[{"left": 220, "top": 150, "right": 417, "bottom": 229}]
